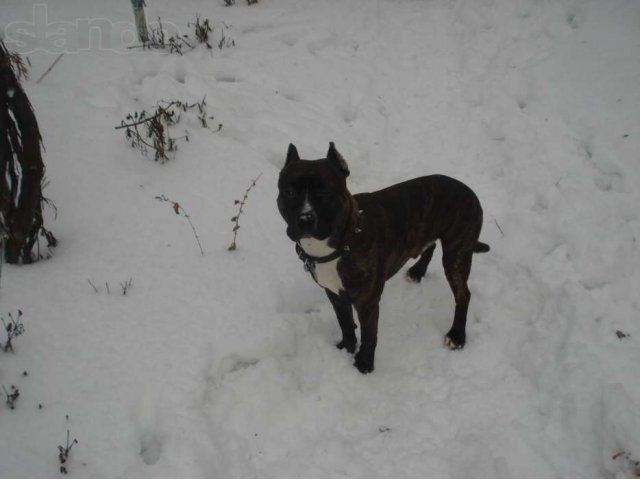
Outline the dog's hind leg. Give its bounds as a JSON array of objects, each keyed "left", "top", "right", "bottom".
[
  {"left": 326, "top": 289, "right": 357, "bottom": 354},
  {"left": 406, "top": 243, "right": 436, "bottom": 283},
  {"left": 442, "top": 249, "right": 473, "bottom": 350}
]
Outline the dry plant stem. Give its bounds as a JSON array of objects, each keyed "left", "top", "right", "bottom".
[
  {"left": 58, "top": 429, "right": 78, "bottom": 474},
  {"left": 2, "top": 311, "right": 24, "bottom": 353},
  {"left": 228, "top": 173, "right": 262, "bottom": 251},
  {"left": 116, "top": 102, "right": 179, "bottom": 162},
  {"left": 181, "top": 211, "right": 204, "bottom": 256},
  {"left": 87, "top": 279, "right": 99, "bottom": 293},
  {"left": 2, "top": 384, "right": 19, "bottom": 409},
  {"left": 117, "top": 98, "right": 213, "bottom": 163},
  {"left": 36, "top": 53, "right": 64, "bottom": 84},
  {"left": 115, "top": 101, "right": 179, "bottom": 131},
  {"left": 155, "top": 195, "right": 204, "bottom": 256},
  {"left": 120, "top": 278, "right": 133, "bottom": 295}
]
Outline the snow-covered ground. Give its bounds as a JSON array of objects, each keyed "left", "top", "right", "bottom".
[{"left": 1, "top": 0, "right": 639, "bottom": 477}]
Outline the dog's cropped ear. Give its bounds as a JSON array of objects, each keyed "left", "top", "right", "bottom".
[
  {"left": 284, "top": 143, "right": 300, "bottom": 168},
  {"left": 327, "top": 142, "right": 350, "bottom": 177}
]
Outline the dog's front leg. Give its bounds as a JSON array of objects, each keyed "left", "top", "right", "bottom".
[
  {"left": 353, "top": 301, "right": 379, "bottom": 374},
  {"left": 325, "top": 289, "right": 357, "bottom": 354}
]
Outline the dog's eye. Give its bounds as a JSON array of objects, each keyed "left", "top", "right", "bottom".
[
  {"left": 318, "top": 190, "right": 334, "bottom": 199},
  {"left": 284, "top": 187, "right": 296, "bottom": 198}
]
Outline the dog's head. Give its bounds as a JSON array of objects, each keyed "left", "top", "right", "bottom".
[{"left": 277, "top": 142, "right": 352, "bottom": 243}]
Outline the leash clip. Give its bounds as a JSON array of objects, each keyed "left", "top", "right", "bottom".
[
  {"left": 303, "top": 258, "right": 317, "bottom": 282},
  {"left": 296, "top": 242, "right": 318, "bottom": 281}
]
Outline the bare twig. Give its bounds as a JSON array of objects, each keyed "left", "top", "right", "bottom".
[
  {"left": 494, "top": 219, "right": 504, "bottom": 237},
  {"left": 228, "top": 173, "right": 262, "bottom": 251},
  {"left": 114, "top": 103, "right": 176, "bottom": 130},
  {"left": 2, "top": 310, "right": 24, "bottom": 353},
  {"left": 87, "top": 279, "right": 99, "bottom": 293},
  {"left": 120, "top": 278, "right": 133, "bottom": 295},
  {"left": 36, "top": 53, "right": 65, "bottom": 84},
  {"left": 2, "top": 385, "right": 20, "bottom": 410},
  {"left": 2, "top": 384, "right": 19, "bottom": 409},
  {"left": 155, "top": 195, "right": 204, "bottom": 255},
  {"left": 58, "top": 429, "right": 78, "bottom": 474},
  {"left": 218, "top": 27, "right": 236, "bottom": 49}
]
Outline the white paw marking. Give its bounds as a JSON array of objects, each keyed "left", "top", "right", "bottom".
[{"left": 444, "top": 336, "right": 461, "bottom": 350}]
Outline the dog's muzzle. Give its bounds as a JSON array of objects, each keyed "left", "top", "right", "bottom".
[{"left": 297, "top": 212, "right": 317, "bottom": 236}]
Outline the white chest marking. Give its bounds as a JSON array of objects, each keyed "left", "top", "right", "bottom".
[{"left": 299, "top": 238, "right": 344, "bottom": 295}]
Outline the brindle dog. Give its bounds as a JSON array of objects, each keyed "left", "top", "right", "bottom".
[{"left": 277, "top": 142, "right": 489, "bottom": 373}]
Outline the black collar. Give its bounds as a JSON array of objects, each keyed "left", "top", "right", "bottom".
[
  {"left": 294, "top": 209, "right": 363, "bottom": 281},
  {"left": 295, "top": 242, "right": 348, "bottom": 284},
  {"left": 295, "top": 242, "right": 343, "bottom": 264}
]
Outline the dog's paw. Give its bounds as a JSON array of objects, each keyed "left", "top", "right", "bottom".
[
  {"left": 354, "top": 351, "right": 374, "bottom": 374},
  {"left": 444, "top": 333, "right": 465, "bottom": 350},
  {"left": 444, "top": 329, "right": 467, "bottom": 350},
  {"left": 443, "top": 337, "right": 462, "bottom": 350},
  {"left": 336, "top": 338, "right": 357, "bottom": 354}
]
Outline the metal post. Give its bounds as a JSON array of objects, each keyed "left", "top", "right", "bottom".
[{"left": 131, "top": 0, "right": 149, "bottom": 44}]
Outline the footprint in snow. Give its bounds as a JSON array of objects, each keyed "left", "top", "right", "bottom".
[
  {"left": 276, "top": 32, "right": 299, "bottom": 47},
  {"left": 566, "top": 9, "right": 585, "bottom": 30},
  {"left": 281, "top": 89, "right": 302, "bottom": 102},
  {"left": 139, "top": 430, "right": 162, "bottom": 466},
  {"left": 214, "top": 354, "right": 260, "bottom": 383},
  {"left": 215, "top": 75, "right": 238, "bottom": 83},
  {"left": 517, "top": 98, "right": 528, "bottom": 110}
]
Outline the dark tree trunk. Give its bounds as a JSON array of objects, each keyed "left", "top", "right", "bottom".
[{"left": 0, "top": 41, "right": 56, "bottom": 264}]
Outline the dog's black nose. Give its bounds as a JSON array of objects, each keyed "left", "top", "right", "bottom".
[{"left": 297, "top": 212, "right": 317, "bottom": 231}]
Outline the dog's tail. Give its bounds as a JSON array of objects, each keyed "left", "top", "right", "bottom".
[{"left": 474, "top": 242, "right": 490, "bottom": 253}]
